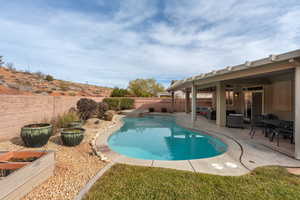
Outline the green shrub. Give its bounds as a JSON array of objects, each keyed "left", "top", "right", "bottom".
[
  {"left": 69, "top": 92, "right": 76, "bottom": 96},
  {"left": 59, "top": 82, "right": 70, "bottom": 91},
  {"left": 120, "top": 98, "right": 135, "bottom": 110},
  {"left": 45, "top": 75, "right": 54, "bottom": 81},
  {"left": 98, "top": 102, "right": 109, "bottom": 119},
  {"left": 111, "top": 87, "right": 129, "bottom": 97},
  {"left": 55, "top": 111, "right": 80, "bottom": 129},
  {"left": 103, "top": 98, "right": 121, "bottom": 110},
  {"left": 77, "top": 98, "right": 98, "bottom": 120},
  {"left": 48, "top": 111, "right": 80, "bottom": 134},
  {"left": 35, "top": 71, "right": 45, "bottom": 79},
  {"left": 103, "top": 98, "right": 134, "bottom": 110}
]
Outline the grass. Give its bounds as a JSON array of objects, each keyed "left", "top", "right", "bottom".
[{"left": 84, "top": 164, "right": 300, "bottom": 200}]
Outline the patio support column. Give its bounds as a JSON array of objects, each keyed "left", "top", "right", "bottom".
[
  {"left": 216, "top": 82, "right": 226, "bottom": 126},
  {"left": 295, "top": 66, "right": 300, "bottom": 159},
  {"left": 212, "top": 91, "right": 216, "bottom": 109},
  {"left": 185, "top": 91, "right": 190, "bottom": 113},
  {"left": 191, "top": 83, "right": 197, "bottom": 122},
  {"left": 171, "top": 91, "right": 175, "bottom": 113}
]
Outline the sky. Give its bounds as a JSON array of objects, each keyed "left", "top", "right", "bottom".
[{"left": 0, "top": 0, "right": 300, "bottom": 88}]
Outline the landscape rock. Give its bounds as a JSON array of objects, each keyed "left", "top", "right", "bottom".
[
  {"left": 0, "top": 80, "right": 7, "bottom": 86},
  {"left": 7, "top": 82, "right": 19, "bottom": 89},
  {"left": 19, "top": 85, "right": 33, "bottom": 92},
  {"left": 104, "top": 110, "right": 114, "bottom": 121}
]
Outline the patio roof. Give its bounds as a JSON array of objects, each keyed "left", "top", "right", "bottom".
[{"left": 168, "top": 49, "right": 300, "bottom": 91}]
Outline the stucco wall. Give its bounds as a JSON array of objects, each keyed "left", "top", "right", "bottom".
[
  {"left": 0, "top": 95, "right": 104, "bottom": 141},
  {"left": 264, "top": 75, "right": 294, "bottom": 120},
  {"left": 0, "top": 95, "right": 211, "bottom": 141},
  {"left": 133, "top": 98, "right": 211, "bottom": 112}
]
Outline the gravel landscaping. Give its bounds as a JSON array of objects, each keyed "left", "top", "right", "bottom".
[{"left": 0, "top": 116, "right": 122, "bottom": 200}]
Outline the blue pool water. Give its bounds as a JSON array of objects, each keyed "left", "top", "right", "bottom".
[{"left": 108, "top": 115, "right": 227, "bottom": 161}]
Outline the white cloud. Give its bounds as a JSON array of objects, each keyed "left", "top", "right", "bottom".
[{"left": 0, "top": 1, "right": 300, "bottom": 88}]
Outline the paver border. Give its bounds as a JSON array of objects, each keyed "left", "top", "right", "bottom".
[{"left": 73, "top": 162, "right": 115, "bottom": 200}]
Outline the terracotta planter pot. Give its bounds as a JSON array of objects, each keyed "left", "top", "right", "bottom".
[
  {"left": 21, "top": 123, "right": 52, "bottom": 147},
  {"left": 61, "top": 128, "right": 85, "bottom": 146}
]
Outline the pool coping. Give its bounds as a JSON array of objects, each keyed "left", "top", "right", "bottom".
[{"left": 96, "top": 114, "right": 250, "bottom": 176}]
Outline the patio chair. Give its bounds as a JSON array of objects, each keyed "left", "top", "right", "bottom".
[
  {"left": 270, "top": 121, "right": 294, "bottom": 146},
  {"left": 264, "top": 113, "right": 279, "bottom": 120},
  {"left": 261, "top": 113, "right": 279, "bottom": 137},
  {"left": 227, "top": 114, "right": 244, "bottom": 128},
  {"left": 249, "top": 115, "right": 265, "bottom": 139},
  {"left": 226, "top": 110, "right": 236, "bottom": 116},
  {"left": 206, "top": 108, "right": 216, "bottom": 120}
]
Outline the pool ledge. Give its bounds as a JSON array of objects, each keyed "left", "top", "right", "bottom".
[{"left": 95, "top": 114, "right": 250, "bottom": 176}]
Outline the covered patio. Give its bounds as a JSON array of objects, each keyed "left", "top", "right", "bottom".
[{"left": 169, "top": 49, "right": 300, "bottom": 158}]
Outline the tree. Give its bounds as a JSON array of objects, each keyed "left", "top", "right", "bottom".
[
  {"left": 6, "top": 62, "right": 15, "bottom": 70},
  {"left": 45, "top": 75, "right": 54, "bottom": 81},
  {"left": 0, "top": 56, "right": 4, "bottom": 67},
  {"left": 111, "top": 87, "right": 129, "bottom": 97},
  {"left": 128, "top": 78, "right": 165, "bottom": 97}
]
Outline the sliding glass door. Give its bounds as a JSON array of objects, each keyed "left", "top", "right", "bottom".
[{"left": 243, "top": 87, "right": 264, "bottom": 120}]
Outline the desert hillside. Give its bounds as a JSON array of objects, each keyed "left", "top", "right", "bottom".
[{"left": 0, "top": 67, "right": 112, "bottom": 97}]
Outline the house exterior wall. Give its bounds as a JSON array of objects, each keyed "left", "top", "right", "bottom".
[
  {"left": 264, "top": 73, "right": 294, "bottom": 120},
  {"left": 223, "top": 72, "right": 294, "bottom": 120}
]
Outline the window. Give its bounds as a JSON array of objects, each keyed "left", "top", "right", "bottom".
[{"left": 226, "top": 90, "right": 234, "bottom": 106}]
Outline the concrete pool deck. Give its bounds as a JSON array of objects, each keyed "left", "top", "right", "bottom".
[{"left": 96, "top": 113, "right": 300, "bottom": 176}]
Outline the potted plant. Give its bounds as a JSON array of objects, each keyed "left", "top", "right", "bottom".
[
  {"left": 67, "top": 120, "right": 84, "bottom": 128},
  {"left": 21, "top": 123, "right": 52, "bottom": 147},
  {"left": 60, "top": 128, "right": 85, "bottom": 146}
]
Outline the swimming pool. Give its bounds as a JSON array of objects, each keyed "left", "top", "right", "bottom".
[{"left": 108, "top": 115, "right": 227, "bottom": 161}]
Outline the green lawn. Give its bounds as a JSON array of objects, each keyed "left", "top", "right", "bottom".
[{"left": 84, "top": 164, "right": 300, "bottom": 200}]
